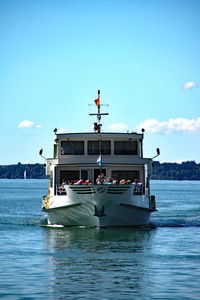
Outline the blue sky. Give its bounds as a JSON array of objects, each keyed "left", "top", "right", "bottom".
[{"left": 1, "top": 0, "right": 199, "bottom": 165}]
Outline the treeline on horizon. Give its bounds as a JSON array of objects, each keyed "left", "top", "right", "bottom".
[
  {"left": 0, "top": 161, "right": 200, "bottom": 180},
  {"left": 151, "top": 161, "right": 200, "bottom": 180}
]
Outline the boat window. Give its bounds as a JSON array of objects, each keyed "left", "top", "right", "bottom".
[
  {"left": 111, "top": 170, "right": 139, "bottom": 181},
  {"left": 54, "top": 144, "right": 58, "bottom": 158},
  {"left": 60, "top": 170, "right": 79, "bottom": 183},
  {"left": 87, "top": 141, "right": 111, "bottom": 155},
  {"left": 81, "top": 170, "right": 88, "bottom": 181},
  {"left": 114, "top": 141, "right": 137, "bottom": 155},
  {"left": 61, "top": 141, "right": 84, "bottom": 155},
  {"left": 50, "top": 171, "right": 53, "bottom": 188}
]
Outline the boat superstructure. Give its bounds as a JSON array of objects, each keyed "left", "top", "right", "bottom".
[{"left": 41, "top": 91, "right": 159, "bottom": 227}]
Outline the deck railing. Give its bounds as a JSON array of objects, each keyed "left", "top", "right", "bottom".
[
  {"left": 55, "top": 183, "right": 146, "bottom": 196},
  {"left": 56, "top": 184, "right": 67, "bottom": 195}
]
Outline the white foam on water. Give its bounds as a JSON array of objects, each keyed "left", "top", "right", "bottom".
[{"left": 45, "top": 224, "right": 65, "bottom": 228}]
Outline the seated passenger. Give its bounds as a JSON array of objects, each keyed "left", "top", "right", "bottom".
[
  {"left": 96, "top": 173, "right": 106, "bottom": 184},
  {"left": 107, "top": 177, "right": 113, "bottom": 184},
  {"left": 61, "top": 179, "right": 66, "bottom": 185},
  {"left": 113, "top": 179, "right": 119, "bottom": 185},
  {"left": 75, "top": 179, "right": 83, "bottom": 185},
  {"left": 132, "top": 179, "right": 138, "bottom": 186},
  {"left": 120, "top": 179, "right": 126, "bottom": 184},
  {"left": 58, "top": 181, "right": 66, "bottom": 194},
  {"left": 82, "top": 179, "right": 90, "bottom": 185},
  {"left": 133, "top": 179, "right": 142, "bottom": 193},
  {"left": 96, "top": 175, "right": 101, "bottom": 184},
  {"left": 85, "top": 179, "right": 92, "bottom": 184}
]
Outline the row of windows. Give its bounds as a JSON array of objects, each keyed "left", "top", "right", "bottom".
[{"left": 60, "top": 140, "right": 138, "bottom": 155}]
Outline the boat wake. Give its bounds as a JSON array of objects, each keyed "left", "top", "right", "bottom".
[
  {"left": 0, "top": 215, "right": 48, "bottom": 227},
  {"left": 1, "top": 215, "right": 200, "bottom": 228},
  {"left": 151, "top": 216, "right": 200, "bottom": 227},
  {"left": 34, "top": 215, "right": 200, "bottom": 228}
]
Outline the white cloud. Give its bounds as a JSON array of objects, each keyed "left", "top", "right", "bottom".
[
  {"left": 18, "top": 120, "right": 42, "bottom": 129},
  {"left": 108, "top": 123, "right": 128, "bottom": 132},
  {"left": 183, "top": 81, "right": 197, "bottom": 91},
  {"left": 18, "top": 120, "right": 34, "bottom": 128},
  {"left": 136, "top": 117, "right": 200, "bottom": 134},
  {"left": 57, "top": 127, "right": 67, "bottom": 133}
]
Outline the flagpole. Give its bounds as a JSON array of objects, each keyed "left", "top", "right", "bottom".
[
  {"left": 99, "top": 135, "right": 102, "bottom": 174},
  {"left": 97, "top": 90, "right": 102, "bottom": 173},
  {"left": 97, "top": 90, "right": 100, "bottom": 134}
]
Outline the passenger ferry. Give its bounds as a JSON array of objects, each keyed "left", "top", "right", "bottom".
[{"left": 41, "top": 91, "right": 159, "bottom": 227}]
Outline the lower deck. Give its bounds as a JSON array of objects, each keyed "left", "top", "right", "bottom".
[
  {"left": 47, "top": 163, "right": 151, "bottom": 199},
  {"left": 42, "top": 184, "right": 156, "bottom": 227}
]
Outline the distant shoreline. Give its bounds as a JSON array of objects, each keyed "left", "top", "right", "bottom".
[{"left": 0, "top": 161, "right": 200, "bottom": 181}]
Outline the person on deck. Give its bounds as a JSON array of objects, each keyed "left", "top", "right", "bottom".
[{"left": 96, "top": 173, "right": 106, "bottom": 184}]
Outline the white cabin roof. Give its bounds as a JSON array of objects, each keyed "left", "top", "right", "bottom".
[{"left": 56, "top": 132, "right": 143, "bottom": 140}]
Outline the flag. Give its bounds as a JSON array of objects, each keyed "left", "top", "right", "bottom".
[
  {"left": 94, "top": 97, "right": 99, "bottom": 107},
  {"left": 97, "top": 155, "right": 101, "bottom": 167}
]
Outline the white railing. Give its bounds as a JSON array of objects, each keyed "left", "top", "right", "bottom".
[
  {"left": 56, "top": 184, "right": 67, "bottom": 196},
  {"left": 55, "top": 182, "right": 145, "bottom": 196}
]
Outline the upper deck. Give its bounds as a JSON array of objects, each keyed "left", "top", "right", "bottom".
[{"left": 52, "top": 131, "right": 147, "bottom": 166}]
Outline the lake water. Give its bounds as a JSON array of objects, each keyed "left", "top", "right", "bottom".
[{"left": 0, "top": 179, "right": 200, "bottom": 299}]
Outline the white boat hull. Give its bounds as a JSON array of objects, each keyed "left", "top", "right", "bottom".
[{"left": 43, "top": 185, "right": 155, "bottom": 227}]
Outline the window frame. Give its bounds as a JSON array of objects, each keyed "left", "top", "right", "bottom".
[
  {"left": 87, "top": 140, "right": 111, "bottom": 155},
  {"left": 60, "top": 140, "right": 84, "bottom": 155},
  {"left": 114, "top": 140, "right": 138, "bottom": 155}
]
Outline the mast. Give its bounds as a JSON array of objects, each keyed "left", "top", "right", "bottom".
[
  {"left": 89, "top": 90, "right": 109, "bottom": 133},
  {"left": 89, "top": 90, "right": 109, "bottom": 174},
  {"left": 97, "top": 90, "right": 100, "bottom": 133},
  {"left": 97, "top": 90, "right": 101, "bottom": 172}
]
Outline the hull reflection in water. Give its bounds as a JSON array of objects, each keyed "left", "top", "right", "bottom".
[{"left": 45, "top": 227, "right": 154, "bottom": 298}]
